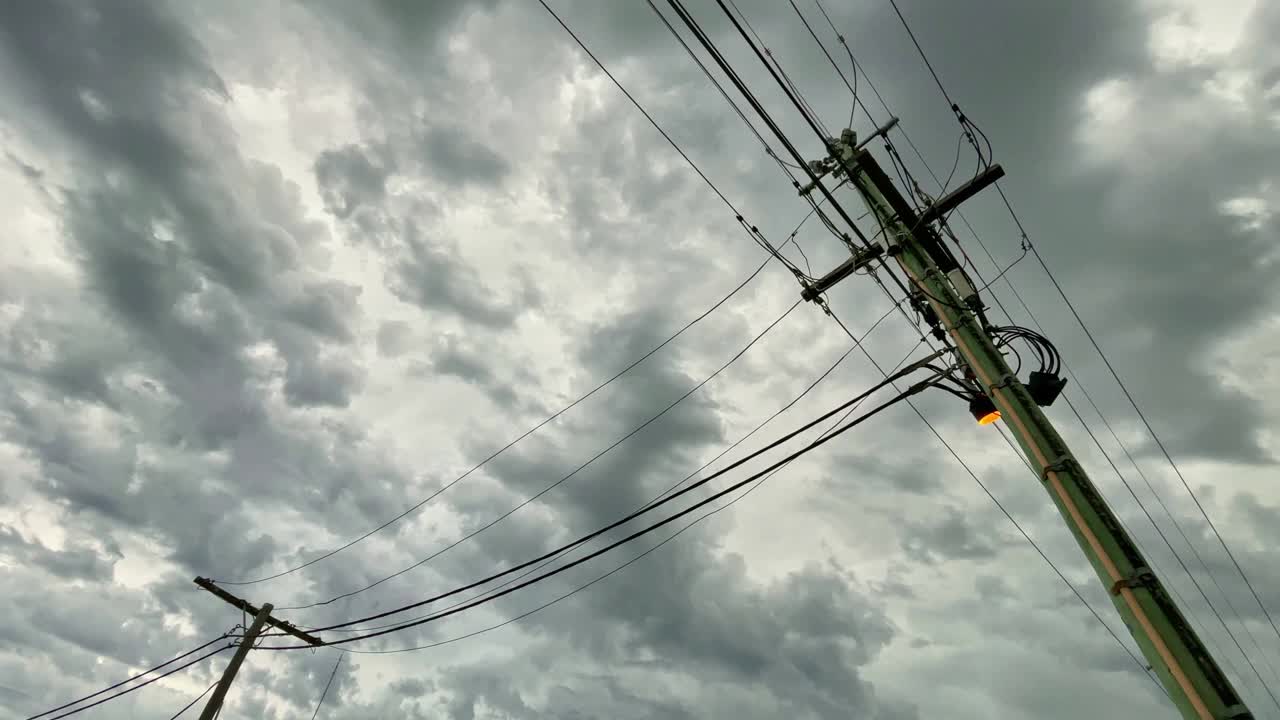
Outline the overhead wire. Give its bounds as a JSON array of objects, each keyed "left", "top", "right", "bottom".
[
  {"left": 166, "top": 681, "right": 218, "bottom": 720},
  {"left": 216, "top": 253, "right": 773, "bottom": 586},
  {"left": 23, "top": 634, "right": 236, "bottom": 720},
  {"left": 824, "top": 309, "right": 1168, "bottom": 696},
  {"left": 322, "top": 318, "right": 925, "bottom": 655},
  {"left": 768, "top": 3, "right": 1167, "bottom": 689},
  {"left": 724, "top": 0, "right": 830, "bottom": 138},
  {"left": 267, "top": 357, "right": 943, "bottom": 638},
  {"left": 881, "top": 0, "right": 1280, "bottom": 700},
  {"left": 310, "top": 655, "right": 342, "bottom": 720},
  {"left": 318, "top": 299, "right": 904, "bottom": 639},
  {"left": 282, "top": 298, "right": 803, "bottom": 611},
  {"left": 263, "top": 369, "right": 940, "bottom": 649},
  {"left": 37, "top": 645, "right": 232, "bottom": 720},
  {"left": 544, "top": 0, "right": 1165, "bottom": 697}
]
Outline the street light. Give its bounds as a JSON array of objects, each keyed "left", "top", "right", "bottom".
[{"left": 969, "top": 395, "right": 1001, "bottom": 425}]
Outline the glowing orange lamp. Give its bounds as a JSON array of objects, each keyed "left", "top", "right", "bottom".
[{"left": 969, "top": 395, "right": 1001, "bottom": 425}]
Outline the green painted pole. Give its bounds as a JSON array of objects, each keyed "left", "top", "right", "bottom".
[{"left": 839, "top": 143, "right": 1249, "bottom": 720}]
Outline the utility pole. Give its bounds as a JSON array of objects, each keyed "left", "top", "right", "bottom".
[
  {"left": 199, "top": 603, "right": 273, "bottom": 720},
  {"left": 194, "top": 577, "right": 326, "bottom": 719},
  {"left": 806, "top": 133, "right": 1250, "bottom": 720}
]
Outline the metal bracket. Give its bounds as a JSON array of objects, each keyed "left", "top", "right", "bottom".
[
  {"left": 988, "top": 373, "right": 1018, "bottom": 392},
  {"left": 1110, "top": 566, "right": 1157, "bottom": 596},
  {"left": 1040, "top": 455, "right": 1074, "bottom": 482}
]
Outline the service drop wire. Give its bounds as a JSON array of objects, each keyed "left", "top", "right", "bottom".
[
  {"left": 215, "top": 256, "right": 773, "bottom": 586},
  {"left": 264, "top": 359, "right": 942, "bottom": 646},
  {"left": 23, "top": 634, "right": 236, "bottom": 720},
  {"left": 282, "top": 297, "right": 802, "bottom": 611},
  {"left": 318, "top": 304, "right": 905, "bottom": 637},
  {"left": 267, "top": 374, "right": 936, "bottom": 649}
]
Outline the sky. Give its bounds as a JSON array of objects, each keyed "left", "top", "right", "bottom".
[{"left": 1, "top": 0, "right": 1278, "bottom": 718}]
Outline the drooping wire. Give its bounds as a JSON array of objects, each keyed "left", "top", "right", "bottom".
[
  {"left": 264, "top": 372, "right": 939, "bottom": 649},
  {"left": 882, "top": 0, "right": 1280, "bottom": 699},
  {"left": 37, "top": 645, "right": 232, "bottom": 720},
  {"left": 166, "top": 681, "right": 218, "bottom": 720},
  {"left": 824, "top": 309, "right": 1168, "bottom": 697},
  {"left": 281, "top": 298, "right": 803, "bottom": 611},
  {"left": 724, "top": 0, "right": 830, "bottom": 139},
  {"left": 310, "top": 655, "right": 342, "bottom": 720},
  {"left": 317, "top": 300, "right": 903, "bottom": 638},
  {"left": 787, "top": 0, "right": 857, "bottom": 128},
  {"left": 23, "top": 634, "right": 235, "bottom": 720},
  {"left": 270, "top": 357, "right": 942, "bottom": 638},
  {"left": 215, "top": 255, "right": 772, "bottom": 586},
  {"left": 1006, "top": 179, "right": 1280, "bottom": 655},
  {"left": 317, "top": 320, "right": 926, "bottom": 655}
]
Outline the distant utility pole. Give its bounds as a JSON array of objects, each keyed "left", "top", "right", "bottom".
[
  {"left": 800, "top": 126, "right": 1250, "bottom": 720},
  {"left": 195, "top": 577, "right": 325, "bottom": 719}
]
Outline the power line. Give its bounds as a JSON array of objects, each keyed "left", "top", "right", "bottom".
[
  {"left": 310, "top": 656, "right": 342, "bottom": 720},
  {"left": 1011, "top": 182, "right": 1280, "bottom": 653},
  {"left": 882, "top": 0, "right": 1280, "bottom": 704},
  {"left": 317, "top": 322, "right": 925, "bottom": 655},
  {"left": 538, "top": 0, "right": 806, "bottom": 277},
  {"left": 282, "top": 298, "right": 803, "bottom": 611},
  {"left": 264, "top": 371, "right": 938, "bottom": 649},
  {"left": 23, "top": 635, "right": 235, "bottom": 720},
  {"left": 39, "top": 645, "right": 231, "bottom": 720},
  {"left": 167, "top": 681, "right": 217, "bottom": 720},
  {"left": 321, "top": 299, "right": 903, "bottom": 638},
  {"left": 264, "top": 357, "right": 942, "bottom": 640},
  {"left": 216, "top": 255, "right": 772, "bottom": 585}
]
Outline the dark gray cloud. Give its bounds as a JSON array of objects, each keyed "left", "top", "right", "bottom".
[
  {"left": 390, "top": 221, "right": 532, "bottom": 328},
  {"left": 900, "top": 507, "right": 1001, "bottom": 565},
  {"left": 0, "top": 527, "right": 116, "bottom": 582},
  {"left": 420, "top": 126, "right": 510, "bottom": 186},
  {"left": 376, "top": 320, "right": 413, "bottom": 357},
  {"left": 4, "top": 0, "right": 1279, "bottom": 719},
  {"left": 315, "top": 143, "right": 395, "bottom": 219},
  {"left": 419, "top": 334, "right": 520, "bottom": 410}
]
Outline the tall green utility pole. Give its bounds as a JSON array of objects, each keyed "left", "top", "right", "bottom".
[{"left": 814, "top": 134, "right": 1250, "bottom": 720}]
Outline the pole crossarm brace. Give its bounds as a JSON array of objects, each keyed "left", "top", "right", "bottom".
[
  {"left": 195, "top": 577, "right": 325, "bottom": 647},
  {"left": 832, "top": 144, "right": 1250, "bottom": 720}
]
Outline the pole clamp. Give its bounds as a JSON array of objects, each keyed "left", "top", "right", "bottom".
[
  {"left": 988, "top": 373, "right": 1018, "bottom": 392},
  {"left": 1110, "top": 566, "right": 1156, "bottom": 596},
  {"left": 1220, "top": 704, "right": 1253, "bottom": 719},
  {"left": 1039, "top": 455, "right": 1074, "bottom": 483}
]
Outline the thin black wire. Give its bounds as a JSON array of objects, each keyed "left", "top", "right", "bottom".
[
  {"left": 310, "top": 655, "right": 342, "bottom": 720},
  {"left": 166, "top": 681, "right": 217, "bottom": 720},
  {"left": 320, "top": 304, "right": 901, "bottom": 637},
  {"left": 1004, "top": 180, "right": 1280, "bottom": 653},
  {"left": 998, "top": 186, "right": 1280, "bottom": 705},
  {"left": 824, "top": 310, "right": 1168, "bottom": 697},
  {"left": 741, "top": 0, "right": 1163, "bottom": 693},
  {"left": 878, "top": 0, "right": 1279, "bottom": 698},
  {"left": 274, "top": 358, "right": 939, "bottom": 638},
  {"left": 325, "top": 330, "right": 926, "bottom": 655},
  {"left": 266, "top": 376, "right": 935, "bottom": 649},
  {"left": 282, "top": 298, "right": 802, "bottom": 611},
  {"left": 678, "top": 0, "right": 923, "bottom": 326},
  {"left": 725, "top": 0, "right": 830, "bottom": 139},
  {"left": 886, "top": 2, "right": 1275, "bottom": 655},
  {"left": 885, "top": 0, "right": 956, "bottom": 107},
  {"left": 787, "top": 0, "right": 857, "bottom": 128},
  {"left": 23, "top": 635, "right": 233, "bottom": 720},
  {"left": 644, "top": 0, "right": 804, "bottom": 199},
  {"left": 41, "top": 646, "right": 232, "bottom": 720},
  {"left": 215, "top": 255, "right": 771, "bottom": 585}
]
